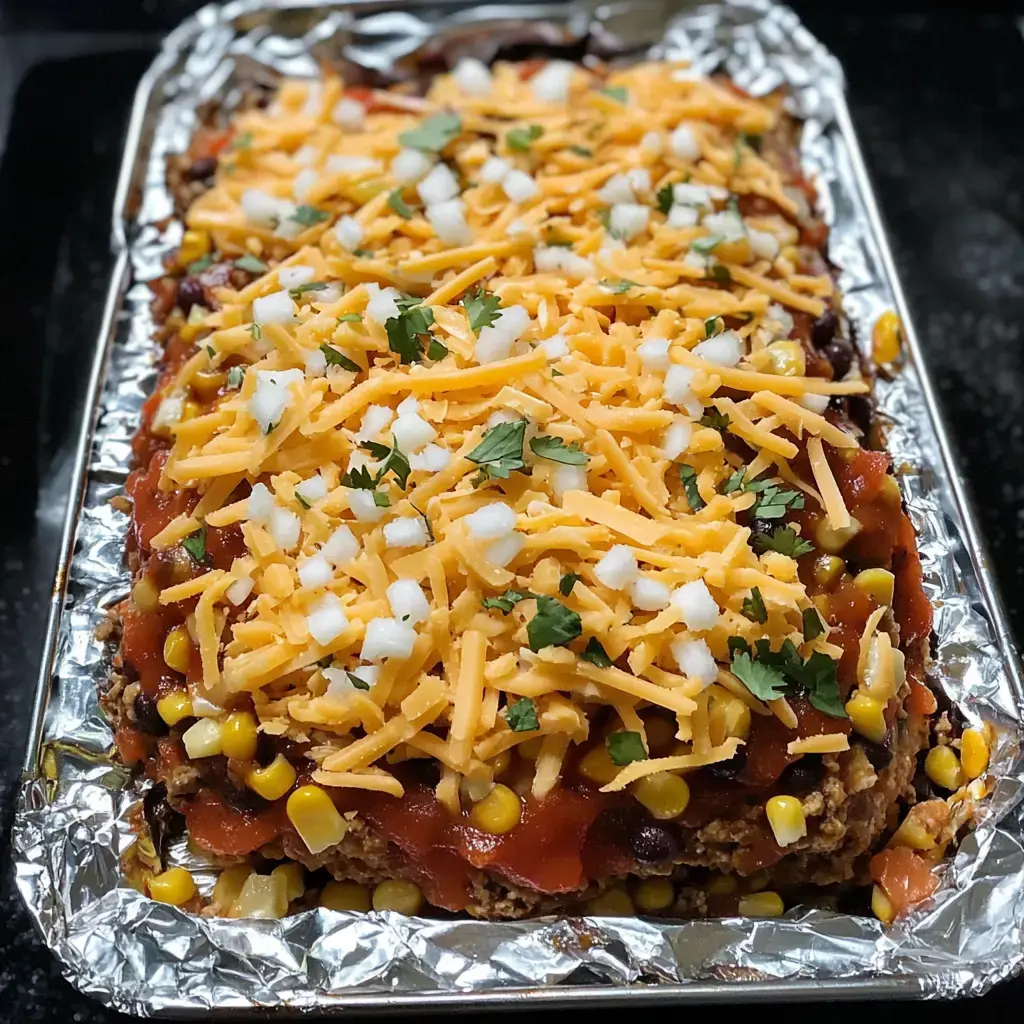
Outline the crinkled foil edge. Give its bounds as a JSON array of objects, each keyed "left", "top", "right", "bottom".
[{"left": 12, "top": 0, "right": 1024, "bottom": 1014}]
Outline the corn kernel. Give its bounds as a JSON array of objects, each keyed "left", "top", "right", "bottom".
[
  {"left": 221, "top": 710, "right": 259, "bottom": 760},
  {"left": 231, "top": 873, "right": 288, "bottom": 919},
  {"left": 738, "top": 891, "right": 784, "bottom": 918},
  {"left": 578, "top": 744, "right": 620, "bottom": 786},
  {"left": 709, "top": 695, "right": 750, "bottom": 744},
  {"left": 854, "top": 568, "right": 895, "bottom": 607},
  {"left": 169, "top": 548, "right": 194, "bottom": 585},
  {"left": 715, "top": 237, "right": 753, "bottom": 265},
  {"left": 765, "top": 795, "right": 807, "bottom": 847},
  {"left": 632, "top": 771, "right": 690, "bottom": 820},
  {"left": 891, "top": 815, "right": 937, "bottom": 852},
  {"left": 878, "top": 475, "right": 902, "bottom": 506},
  {"left": 872, "top": 309, "right": 902, "bottom": 364},
  {"left": 845, "top": 691, "right": 886, "bottom": 744},
  {"left": 191, "top": 369, "right": 226, "bottom": 398},
  {"left": 321, "top": 880, "right": 371, "bottom": 912},
  {"left": 746, "top": 869, "right": 770, "bottom": 893},
  {"left": 182, "top": 718, "right": 223, "bottom": 758},
  {"left": 586, "top": 886, "right": 633, "bottom": 916},
  {"left": 148, "top": 866, "right": 196, "bottom": 906},
  {"left": 163, "top": 625, "right": 193, "bottom": 674},
  {"left": 246, "top": 754, "right": 297, "bottom": 801},
  {"left": 634, "top": 878, "right": 675, "bottom": 913},
  {"left": 271, "top": 862, "right": 305, "bottom": 903},
  {"left": 643, "top": 715, "right": 677, "bottom": 755},
  {"left": 212, "top": 864, "right": 251, "bottom": 911},
  {"left": 181, "top": 399, "right": 202, "bottom": 421},
  {"left": 287, "top": 784, "right": 349, "bottom": 853},
  {"left": 372, "top": 879, "right": 423, "bottom": 915},
  {"left": 132, "top": 575, "right": 161, "bottom": 614},
  {"left": 925, "top": 745, "right": 965, "bottom": 792},
  {"left": 706, "top": 873, "right": 738, "bottom": 896},
  {"left": 814, "top": 516, "right": 862, "bottom": 554},
  {"left": 178, "top": 229, "right": 211, "bottom": 267},
  {"left": 157, "top": 690, "right": 194, "bottom": 726},
  {"left": 490, "top": 747, "right": 511, "bottom": 778},
  {"left": 339, "top": 178, "right": 385, "bottom": 205},
  {"left": 871, "top": 884, "right": 895, "bottom": 924},
  {"left": 765, "top": 340, "right": 806, "bottom": 377},
  {"left": 469, "top": 783, "right": 522, "bottom": 835},
  {"left": 960, "top": 727, "right": 989, "bottom": 780}
]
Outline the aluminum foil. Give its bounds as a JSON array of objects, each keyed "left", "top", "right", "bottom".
[{"left": 13, "top": 0, "right": 1024, "bottom": 1012}]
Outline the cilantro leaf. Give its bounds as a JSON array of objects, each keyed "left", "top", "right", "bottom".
[
  {"left": 599, "top": 278, "right": 638, "bottom": 294},
  {"left": 425, "top": 337, "right": 448, "bottom": 361},
  {"left": 346, "top": 671, "right": 370, "bottom": 691},
  {"left": 722, "top": 468, "right": 746, "bottom": 494},
  {"left": 289, "top": 204, "right": 330, "bottom": 227},
  {"left": 507, "top": 124, "right": 543, "bottom": 152},
  {"left": 679, "top": 464, "right": 705, "bottom": 511},
  {"left": 461, "top": 288, "right": 502, "bottom": 335},
  {"left": 340, "top": 465, "right": 376, "bottom": 490},
  {"left": 482, "top": 589, "right": 536, "bottom": 615},
  {"left": 730, "top": 650, "right": 788, "bottom": 701},
  {"left": 704, "top": 315, "right": 723, "bottom": 338},
  {"left": 579, "top": 637, "right": 613, "bottom": 668},
  {"left": 802, "top": 607, "right": 825, "bottom": 642},
  {"left": 529, "top": 435, "right": 587, "bottom": 466},
  {"left": 362, "top": 440, "right": 410, "bottom": 490},
  {"left": 691, "top": 234, "right": 724, "bottom": 255},
  {"left": 559, "top": 572, "right": 580, "bottom": 597},
  {"left": 338, "top": 312, "right": 362, "bottom": 323},
  {"left": 187, "top": 253, "right": 214, "bottom": 274},
  {"left": 742, "top": 586, "right": 767, "bottom": 624},
  {"left": 526, "top": 595, "right": 582, "bottom": 652},
  {"left": 600, "top": 85, "right": 628, "bottom": 104},
  {"left": 751, "top": 484, "right": 805, "bottom": 520},
  {"left": 372, "top": 491, "right": 391, "bottom": 508},
  {"left": 466, "top": 419, "right": 527, "bottom": 480},
  {"left": 607, "top": 730, "right": 646, "bottom": 766},
  {"left": 505, "top": 697, "right": 539, "bottom": 732},
  {"left": 234, "top": 254, "right": 268, "bottom": 274},
  {"left": 320, "top": 344, "right": 361, "bottom": 373},
  {"left": 728, "top": 635, "right": 751, "bottom": 660},
  {"left": 181, "top": 527, "right": 206, "bottom": 565},
  {"left": 568, "top": 145, "right": 592, "bottom": 157},
  {"left": 706, "top": 262, "right": 732, "bottom": 284},
  {"left": 227, "top": 365, "right": 245, "bottom": 389},
  {"left": 231, "top": 131, "right": 253, "bottom": 151},
  {"left": 398, "top": 111, "right": 462, "bottom": 152},
  {"left": 800, "top": 651, "right": 846, "bottom": 718},
  {"left": 289, "top": 280, "right": 327, "bottom": 299},
  {"left": 699, "top": 409, "right": 730, "bottom": 432},
  {"left": 385, "top": 303, "right": 435, "bottom": 364},
  {"left": 248, "top": 322, "right": 261, "bottom": 342},
  {"left": 753, "top": 525, "right": 814, "bottom": 557},
  {"left": 387, "top": 188, "right": 413, "bottom": 219},
  {"left": 740, "top": 131, "right": 763, "bottom": 153},
  {"left": 656, "top": 183, "right": 675, "bottom": 215}
]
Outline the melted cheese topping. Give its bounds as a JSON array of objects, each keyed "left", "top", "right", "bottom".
[{"left": 152, "top": 60, "right": 875, "bottom": 801}]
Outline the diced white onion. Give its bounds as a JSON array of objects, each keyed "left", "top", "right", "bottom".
[
  {"left": 768, "top": 302, "right": 795, "bottom": 338},
  {"left": 670, "top": 124, "right": 701, "bottom": 162},
  {"left": 637, "top": 337, "right": 670, "bottom": 372},
  {"left": 294, "top": 145, "right": 317, "bottom": 165},
  {"left": 502, "top": 169, "right": 539, "bottom": 204},
  {"left": 226, "top": 576, "right": 254, "bottom": 606},
  {"left": 530, "top": 61, "right": 574, "bottom": 103},
  {"left": 241, "top": 188, "right": 290, "bottom": 228},
  {"left": 479, "top": 156, "right": 511, "bottom": 184},
  {"left": 396, "top": 395, "right": 419, "bottom": 418},
  {"left": 540, "top": 333, "right": 569, "bottom": 361},
  {"left": 800, "top": 393, "right": 831, "bottom": 414},
  {"left": 356, "top": 403, "right": 394, "bottom": 442},
  {"left": 391, "top": 411, "right": 437, "bottom": 453},
  {"left": 630, "top": 576, "right": 671, "bottom": 611},
  {"left": 475, "top": 305, "right": 530, "bottom": 364},
  {"left": 292, "top": 168, "right": 318, "bottom": 202},
  {"left": 663, "top": 364, "right": 700, "bottom": 411},
  {"left": 298, "top": 553, "right": 334, "bottom": 590},
  {"left": 322, "top": 524, "right": 359, "bottom": 565},
  {"left": 325, "top": 155, "right": 379, "bottom": 175},
  {"left": 426, "top": 198, "right": 472, "bottom": 246},
  {"left": 408, "top": 443, "right": 451, "bottom": 471},
  {"left": 332, "top": 97, "right": 366, "bottom": 130},
  {"left": 596, "top": 173, "right": 635, "bottom": 206},
  {"left": 609, "top": 202, "right": 649, "bottom": 241},
  {"left": 360, "top": 617, "right": 417, "bottom": 661},
  {"left": 152, "top": 394, "right": 184, "bottom": 433},
  {"left": 671, "top": 636, "right": 717, "bottom": 687},
  {"left": 670, "top": 579, "right": 720, "bottom": 630},
  {"left": 594, "top": 544, "right": 639, "bottom": 590},
  {"left": 506, "top": 218, "right": 531, "bottom": 236},
  {"left": 269, "top": 506, "right": 301, "bottom": 551},
  {"left": 278, "top": 264, "right": 315, "bottom": 289},
  {"left": 295, "top": 473, "right": 328, "bottom": 506},
  {"left": 364, "top": 283, "right": 402, "bottom": 324},
  {"left": 386, "top": 578, "right": 431, "bottom": 624},
  {"left": 486, "top": 532, "right": 525, "bottom": 568},
  {"left": 347, "top": 488, "right": 387, "bottom": 522},
  {"left": 306, "top": 592, "right": 350, "bottom": 646},
  {"left": 417, "top": 162, "right": 460, "bottom": 205},
  {"left": 465, "top": 502, "right": 517, "bottom": 540},
  {"left": 453, "top": 57, "right": 493, "bottom": 96},
  {"left": 533, "top": 245, "right": 594, "bottom": 281},
  {"left": 383, "top": 517, "right": 429, "bottom": 549},
  {"left": 301, "top": 82, "right": 323, "bottom": 118},
  {"left": 703, "top": 209, "right": 746, "bottom": 241},
  {"left": 247, "top": 482, "right": 275, "bottom": 522},
  {"left": 551, "top": 463, "right": 589, "bottom": 498},
  {"left": 304, "top": 346, "right": 327, "bottom": 377},
  {"left": 334, "top": 215, "right": 364, "bottom": 252},
  {"left": 673, "top": 181, "right": 724, "bottom": 207},
  {"left": 324, "top": 663, "right": 378, "bottom": 698},
  {"left": 252, "top": 290, "right": 297, "bottom": 325},
  {"left": 661, "top": 416, "right": 693, "bottom": 460},
  {"left": 692, "top": 330, "right": 743, "bottom": 368},
  {"left": 391, "top": 147, "right": 434, "bottom": 184},
  {"left": 668, "top": 204, "right": 700, "bottom": 229},
  {"left": 182, "top": 719, "right": 223, "bottom": 759},
  {"left": 248, "top": 368, "right": 302, "bottom": 433},
  {"left": 640, "top": 130, "right": 664, "bottom": 155},
  {"left": 683, "top": 250, "right": 708, "bottom": 272},
  {"left": 749, "top": 228, "right": 780, "bottom": 261}
]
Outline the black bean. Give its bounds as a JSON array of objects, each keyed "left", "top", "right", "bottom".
[
  {"left": 254, "top": 731, "right": 278, "bottom": 768},
  {"left": 187, "top": 156, "right": 217, "bottom": 181},
  {"left": 143, "top": 783, "right": 186, "bottom": 866},
  {"left": 821, "top": 340, "right": 853, "bottom": 381},
  {"left": 810, "top": 309, "right": 838, "bottom": 349},
  {"left": 177, "top": 276, "right": 205, "bottom": 314},
  {"left": 707, "top": 749, "right": 747, "bottom": 781},
  {"left": 630, "top": 823, "right": 679, "bottom": 863},
  {"left": 860, "top": 733, "right": 894, "bottom": 770},
  {"left": 777, "top": 754, "right": 824, "bottom": 792},
  {"left": 134, "top": 691, "right": 168, "bottom": 736},
  {"left": 223, "top": 785, "right": 269, "bottom": 814}
]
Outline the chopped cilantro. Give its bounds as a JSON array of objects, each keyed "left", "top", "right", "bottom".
[
  {"left": 704, "top": 315, "right": 723, "bottom": 338},
  {"left": 507, "top": 124, "right": 543, "bottom": 152},
  {"left": 730, "top": 650, "right": 788, "bottom": 701},
  {"left": 289, "top": 204, "right": 330, "bottom": 227},
  {"left": 338, "top": 312, "right": 363, "bottom": 323},
  {"left": 607, "top": 730, "right": 646, "bottom": 766},
  {"left": 461, "top": 288, "right": 502, "bottom": 334},
  {"left": 187, "top": 253, "right": 214, "bottom": 274},
  {"left": 559, "top": 572, "right": 580, "bottom": 597},
  {"left": 752, "top": 525, "right": 814, "bottom": 557},
  {"left": 526, "top": 595, "right": 582, "bottom": 652},
  {"left": 346, "top": 671, "right": 370, "bottom": 691},
  {"left": 352, "top": 248, "right": 374, "bottom": 258},
  {"left": 699, "top": 408, "right": 730, "bottom": 432},
  {"left": 385, "top": 302, "right": 435, "bottom": 364},
  {"left": 551, "top": 368, "right": 564, "bottom": 377},
  {"left": 482, "top": 589, "right": 536, "bottom": 615},
  {"left": 529, "top": 435, "right": 587, "bottom": 465},
  {"left": 289, "top": 280, "right": 327, "bottom": 299},
  {"left": 742, "top": 586, "right": 768, "bottom": 624},
  {"left": 181, "top": 527, "right": 206, "bottom": 565},
  {"left": 247, "top": 322, "right": 261, "bottom": 342},
  {"left": 706, "top": 262, "right": 732, "bottom": 284},
  {"left": 746, "top": 479, "right": 805, "bottom": 520},
  {"left": 579, "top": 637, "right": 612, "bottom": 668},
  {"left": 295, "top": 492, "right": 310, "bottom": 510},
  {"left": 226, "top": 365, "right": 245, "bottom": 389},
  {"left": 372, "top": 491, "right": 391, "bottom": 508},
  {"left": 679, "top": 464, "right": 705, "bottom": 511},
  {"left": 320, "top": 344, "right": 360, "bottom": 373},
  {"left": 339, "top": 465, "right": 376, "bottom": 490},
  {"left": 398, "top": 111, "right": 462, "bottom": 152},
  {"left": 360, "top": 439, "right": 411, "bottom": 490},
  {"left": 722, "top": 468, "right": 746, "bottom": 494},
  {"left": 234, "top": 254, "right": 268, "bottom": 274},
  {"left": 568, "top": 145, "right": 593, "bottom": 157},
  {"left": 802, "top": 607, "right": 825, "bottom": 642},
  {"left": 466, "top": 419, "right": 527, "bottom": 481},
  {"left": 387, "top": 188, "right": 413, "bottom": 219},
  {"left": 505, "top": 697, "right": 539, "bottom": 732},
  {"left": 600, "top": 85, "right": 628, "bottom": 104},
  {"left": 599, "top": 279, "right": 639, "bottom": 294},
  {"left": 656, "top": 183, "right": 675, "bottom": 215},
  {"left": 800, "top": 650, "right": 846, "bottom": 717},
  {"left": 691, "top": 234, "right": 724, "bottom": 255},
  {"left": 205, "top": 344, "right": 216, "bottom": 359},
  {"left": 427, "top": 337, "right": 449, "bottom": 361},
  {"left": 231, "top": 131, "right": 253, "bottom": 151}
]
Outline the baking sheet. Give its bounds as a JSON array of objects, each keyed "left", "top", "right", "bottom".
[{"left": 12, "top": 0, "right": 1024, "bottom": 1013}]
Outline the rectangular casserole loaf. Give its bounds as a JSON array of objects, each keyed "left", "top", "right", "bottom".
[{"left": 106, "top": 55, "right": 977, "bottom": 924}]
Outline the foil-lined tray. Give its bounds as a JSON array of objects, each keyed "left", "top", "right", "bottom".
[{"left": 12, "top": 0, "right": 1024, "bottom": 1013}]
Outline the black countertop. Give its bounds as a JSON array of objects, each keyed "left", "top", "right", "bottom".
[{"left": 0, "top": 4, "right": 1022, "bottom": 1019}]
